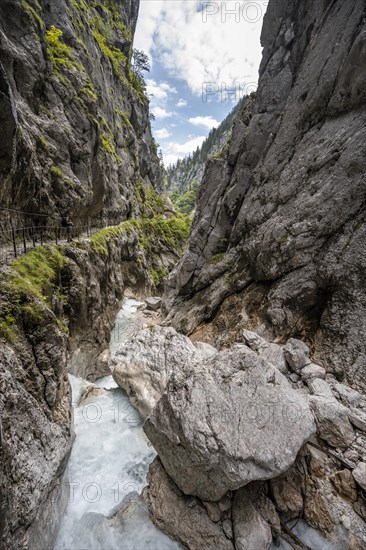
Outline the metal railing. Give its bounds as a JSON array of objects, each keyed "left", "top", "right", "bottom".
[{"left": 0, "top": 219, "right": 120, "bottom": 265}]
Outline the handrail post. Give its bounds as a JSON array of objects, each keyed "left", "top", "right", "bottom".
[
  {"left": 32, "top": 227, "right": 36, "bottom": 248},
  {"left": 23, "top": 228, "right": 27, "bottom": 253},
  {"left": 55, "top": 226, "right": 58, "bottom": 245},
  {"left": 12, "top": 228, "right": 17, "bottom": 258},
  {"left": 40, "top": 227, "right": 43, "bottom": 246}
]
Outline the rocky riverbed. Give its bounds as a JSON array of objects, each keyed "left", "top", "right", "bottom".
[{"left": 110, "top": 300, "right": 366, "bottom": 550}]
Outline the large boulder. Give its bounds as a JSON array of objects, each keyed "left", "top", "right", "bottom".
[
  {"left": 111, "top": 326, "right": 216, "bottom": 418},
  {"left": 143, "top": 458, "right": 233, "bottom": 550},
  {"left": 144, "top": 346, "right": 316, "bottom": 501}
]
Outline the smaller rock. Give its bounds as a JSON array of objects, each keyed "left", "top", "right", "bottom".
[
  {"left": 232, "top": 487, "right": 272, "bottom": 550},
  {"left": 143, "top": 458, "right": 233, "bottom": 550},
  {"left": 330, "top": 469, "right": 357, "bottom": 502},
  {"left": 349, "top": 409, "right": 366, "bottom": 433},
  {"left": 289, "top": 373, "right": 300, "bottom": 383},
  {"left": 341, "top": 514, "right": 351, "bottom": 530},
  {"left": 222, "top": 519, "right": 233, "bottom": 540},
  {"left": 243, "top": 330, "right": 287, "bottom": 373},
  {"left": 308, "top": 378, "right": 334, "bottom": 398},
  {"left": 202, "top": 501, "right": 221, "bottom": 523},
  {"left": 284, "top": 338, "right": 311, "bottom": 372},
  {"left": 301, "top": 364, "right": 326, "bottom": 381},
  {"left": 256, "top": 494, "right": 281, "bottom": 536},
  {"left": 352, "top": 462, "right": 366, "bottom": 491},
  {"left": 344, "top": 450, "right": 359, "bottom": 463},
  {"left": 78, "top": 382, "right": 105, "bottom": 405},
  {"left": 218, "top": 495, "right": 231, "bottom": 513},
  {"left": 145, "top": 297, "right": 162, "bottom": 311},
  {"left": 193, "top": 341, "right": 217, "bottom": 360},
  {"left": 270, "top": 475, "right": 303, "bottom": 517},
  {"left": 332, "top": 383, "right": 366, "bottom": 409},
  {"left": 309, "top": 396, "right": 355, "bottom": 449}
]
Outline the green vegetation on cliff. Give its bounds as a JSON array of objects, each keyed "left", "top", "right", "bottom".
[
  {"left": 90, "top": 215, "right": 191, "bottom": 256},
  {"left": 0, "top": 246, "right": 64, "bottom": 340}
]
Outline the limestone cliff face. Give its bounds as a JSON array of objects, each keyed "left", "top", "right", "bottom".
[
  {"left": 164, "top": 0, "right": 366, "bottom": 391},
  {"left": 0, "top": 0, "right": 162, "bottom": 230}
]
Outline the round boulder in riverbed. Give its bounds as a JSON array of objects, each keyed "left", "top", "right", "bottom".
[{"left": 144, "top": 345, "right": 316, "bottom": 501}]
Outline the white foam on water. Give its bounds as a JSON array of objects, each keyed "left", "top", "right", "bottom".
[
  {"left": 109, "top": 299, "right": 144, "bottom": 357},
  {"left": 271, "top": 519, "right": 347, "bottom": 550}
]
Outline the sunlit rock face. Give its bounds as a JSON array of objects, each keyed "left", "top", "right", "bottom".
[
  {"left": 0, "top": 0, "right": 162, "bottom": 232},
  {"left": 163, "top": 0, "right": 366, "bottom": 392}
]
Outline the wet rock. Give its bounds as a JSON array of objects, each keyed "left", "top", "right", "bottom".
[
  {"left": 232, "top": 487, "right": 272, "bottom": 550},
  {"left": 78, "top": 383, "right": 105, "bottom": 405},
  {"left": 143, "top": 458, "right": 233, "bottom": 550},
  {"left": 145, "top": 297, "right": 162, "bottom": 311},
  {"left": 309, "top": 396, "right": 355, "bottom": 449},
  {"left": 284, "top": 339, "right": 311, "bottom": 372},
  {"left": 0, "top": 0, "right": 163, "bottom": 229},
  {"left": 144, "top": 346, "right": 316, "bottom": 501},
  {"left": 352, "top": 462, "right": 366, "bottom": 491}
]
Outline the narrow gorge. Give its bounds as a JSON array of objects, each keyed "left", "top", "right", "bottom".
[{"left": 0, "top": 0, "right": 366, "bottom": 549}]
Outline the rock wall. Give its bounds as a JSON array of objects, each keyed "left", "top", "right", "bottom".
[
  {"left": 163, "top": 0, "right": 366, "bottom": 392},
  {"left": 0, "top": 0, "right": 162, "bottom": 232}
]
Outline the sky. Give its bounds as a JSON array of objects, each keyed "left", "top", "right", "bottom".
[{"left": 134, "top": 1, "right": 268, "bottom": 166}]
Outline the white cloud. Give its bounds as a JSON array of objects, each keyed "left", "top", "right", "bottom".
[
  {"left": 189, "top": 115, "right": 219, "bottom": 130},
  {"left": 177, "top": 98, "right": 188, "bottom": 107},
  {"left": 155, "top": 128, "right": 171, "bottom": 139},
  {"left": 135, "top": 1, "right": 264, "bottom": 97},
  {"left": 151, "top": 106, "right": 174, "bottom": 119},
  {"left": 146, "top": 79, "right": 177, "bottom": 101},
  {"left": 164, "top": 136, "right": 206, "bottom": 166}
]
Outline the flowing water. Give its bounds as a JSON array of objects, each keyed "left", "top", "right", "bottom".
[{"left": 54, "top": 300, "right": 180, "bottom": 550}]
